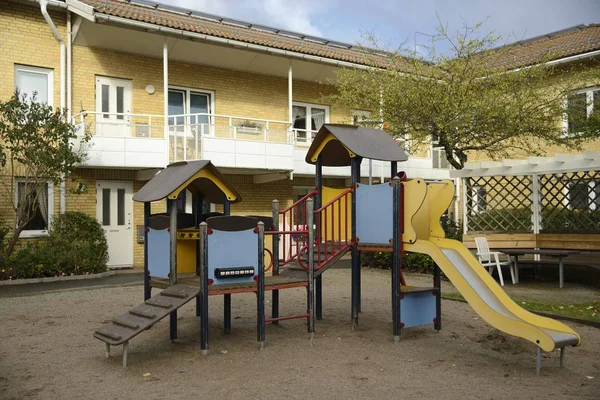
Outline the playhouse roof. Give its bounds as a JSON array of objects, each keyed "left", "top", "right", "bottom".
[
  {"left": 133, "top": 160, "right": 241, "bottom": 204},
  {"left": 305, "top": 124, "right": 408, "bottom": 166}
]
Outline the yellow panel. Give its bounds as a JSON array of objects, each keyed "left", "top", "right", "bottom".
[
  {"left": 402, "top": 179, "right": 427, "bottom": 244},
  {"left": 309, "top": 132, "right": 356, "bottom": 163},
  {"left": 168, "top": 168, "right": 238, "bottom": 202},
  {"left": 427, "top": 180, "right": 454, "bottom": 238},
  {"left": 177, "top": 240, "right": 196, "bottom": 274},
  {"left": 320, "top": 186, "right": 352, "bottom": 242}
]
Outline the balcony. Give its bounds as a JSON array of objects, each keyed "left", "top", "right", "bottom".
[
  {"left": 73, "top": 112, "right": 295, "bottom": 171},
  {"left": 168, "top": 114, "right": 293, "bottom": 170}
]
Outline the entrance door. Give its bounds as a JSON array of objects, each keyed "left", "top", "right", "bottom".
[
  {"left": 95, "top": 76, "right": 133, "bottom": 136},
  {"left": 97, "top": 181, "right": 133, "bottom": 268}
]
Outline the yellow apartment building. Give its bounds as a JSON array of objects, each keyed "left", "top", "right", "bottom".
[{"left": 1, "top": 0, "right": 598, "bottom": 267}]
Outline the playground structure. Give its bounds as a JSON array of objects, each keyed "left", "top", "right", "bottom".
[{"left": 94, "top": 124, "right": 581, "bottom": 375}]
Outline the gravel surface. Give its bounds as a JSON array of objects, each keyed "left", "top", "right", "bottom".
[{"left": 1, "top": 268, "right": 598, "bottom": 400}]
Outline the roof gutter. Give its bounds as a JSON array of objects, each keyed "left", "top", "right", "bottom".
[
  {"left": 94, "top": 13, "right": 374, "bottom": 71},
  {"left": 40, "top": 0, "right": 67, "bottom": 214}
]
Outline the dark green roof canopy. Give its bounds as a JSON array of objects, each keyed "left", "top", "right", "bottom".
[{"left": 305, "top": 124, "right": 408, "bottom": 167}]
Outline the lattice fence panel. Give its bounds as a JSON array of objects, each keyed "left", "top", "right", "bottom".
[
  {"left": 465, "top": 175, "right": 532, "bottom": 232},
  {"left": 540, "top": 170, "right": 600, "bottom": 233}
]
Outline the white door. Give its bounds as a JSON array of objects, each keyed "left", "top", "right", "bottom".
[
  {"left": 97, "top": 181, "right": 133, "bottom": 268},
  {"left": 95, "top": 76, "right": 132, "bottom": 136}
]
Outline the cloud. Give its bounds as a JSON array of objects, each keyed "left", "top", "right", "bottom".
[{"left": 165, "top": 0, "right": 322, "bottom": 36}]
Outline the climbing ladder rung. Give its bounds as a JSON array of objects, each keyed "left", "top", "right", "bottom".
[
  {"left": 112, "top": 317, "right": 140, "bottom": 330},
  {"left": 95, "top": 329, "right": 122, "bottom": 341},
  {"left": 129, "top": 309, "right": 157, "bottom": 319},
  {"left": 144, "top": 300, "right": 173, "bottom": 309}
]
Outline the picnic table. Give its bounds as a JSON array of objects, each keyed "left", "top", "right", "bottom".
[{"left": 496, "top": 249, "right": 580, "bottom": 288}]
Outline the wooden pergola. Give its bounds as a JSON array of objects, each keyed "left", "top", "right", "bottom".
[{"left": 450, "top": 151, "right": 600, "bottom": 251}]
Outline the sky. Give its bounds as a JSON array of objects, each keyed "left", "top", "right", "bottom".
[{"left": 162, "top": 0, "right": 600, "bottom": 53}]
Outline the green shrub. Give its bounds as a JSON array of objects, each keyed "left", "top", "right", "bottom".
[
  {"left": 1, "top": 212, "right": 108, "bottom": 280},
  {"left": 46, "top": 212, "right": 108, "bottom": 275},
  {"left": 468, "top": 208, "right": 532, "bottom": 232},
  {"left": 362, "top": 217, "right": 462, "bottom": 273},
  {"left": 467, "top": 207, "right": 600, "bottom": 233}
]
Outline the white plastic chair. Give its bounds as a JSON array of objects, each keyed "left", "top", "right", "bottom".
[{"left": 474, "top": 237, "right": 515, "bottom": 286}]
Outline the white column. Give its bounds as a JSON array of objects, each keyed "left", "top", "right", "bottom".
[
  {"left": 531, "top": 174, "right": 541, "bottom": 234},
  {"left": 163, "top": 40, "right": 169, "bottom": 167},
  {"left": 454, "top": 177, "right": 460, "bottom": 225},
  {"left": 288, "top": 61, "right": 293, "bottom": 142},
  {"left": 462, "top": 178, "right": 469, "bottom": 235}
]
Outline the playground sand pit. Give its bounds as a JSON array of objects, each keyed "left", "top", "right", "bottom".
[{"left": 1, "top": 268, "right": 599, "bottom": 400}]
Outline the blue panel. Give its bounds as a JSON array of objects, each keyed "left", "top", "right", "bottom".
[
  {"left": 355, "top": 183, "right": 394, "bottom": 245},
  {"left": 400, "top": 291, "right": 436, "bottom": 328},
  {"left": 208, "top": 228, "right": 258, "bottom": 285},
  {"left": 148, "top": 228, "right": 170, "bottom": 278}
]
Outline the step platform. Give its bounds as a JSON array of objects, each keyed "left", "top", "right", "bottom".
[{"left": 94, "top": 284, "right": 200, "bottom": 367}]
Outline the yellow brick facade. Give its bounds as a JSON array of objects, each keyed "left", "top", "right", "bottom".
[{"left": 2, "top": 1, "right": 597, "bottom": 268}]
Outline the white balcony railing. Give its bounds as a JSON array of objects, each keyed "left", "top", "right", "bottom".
[
  {"left": 72, "top": 111, "right": 297, "bottom": 170},
  {"left": 166, "top": 113, "right": 291, "bottom": 162}
]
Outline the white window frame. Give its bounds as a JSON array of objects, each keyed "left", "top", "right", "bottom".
[
  {"left": 471, "top": 185, "right": 487, "bottom": 214},
  {"left": 431, "top": 134, "right": 450, "bottom": 169},
  {"left": 14, "top": 64, "right": 54, "bottom": 107},
  {"left": 168, "top": 86, "right": 215, "bottom": 137},
  {"left": 565, "top": 179, "right": 600, "bottom": 211},
  {"left": 14, "top": 180, "right": 54, "bottom": 238},
  {"left": 563, "top": 86, "right": 599, "bottom": 135},
  {"left": 292, "top": 101, "right": 330, "bottom": 145}
]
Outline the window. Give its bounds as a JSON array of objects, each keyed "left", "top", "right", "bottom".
[
  {"left": 568, "top": 180, "right": 600, "bottom": 211},
  {"left": 471, "top": 185, "right": 487, "bottom": 213},
  {"left": 14, "top": 65, "right": 53, "bottom": 106},
  {"left": 431, "top": 134, "right": 450, "bottom": 169},
  {"left": 292, "top": 102, "right": 329, "bottom": 144},
  {"left": 95, "top": 76, "right": 132, "bottom": 136},
  {"left": 15, "top": 181, "right": 54, "bottom": 237},
  {"left": 168, "top": 87, "right": 214, "bottom": 137},
  {"left": 565, "top": 87, "right": 599, "bottom": 134}
]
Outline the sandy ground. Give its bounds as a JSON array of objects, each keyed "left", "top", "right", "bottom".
[{"left": 1, "top": 268, "right": 599, "bottom": 400}]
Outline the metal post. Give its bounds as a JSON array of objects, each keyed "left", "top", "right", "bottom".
[
  {"left": 536, "top": 347, "right": 542, "bottom": 376},
  {"left": 315, "top": 156, "right": 323, "bottom": 320},
  {"left": 195, "top": 194, "right": 203, "bottom": 317},
  {"left": 223, "top": 196, "right": 231, "bottom": 216},
  {"left": 224, "top": 294, "right": 231, "bottom": 334},
  {"left": 391, "top": 161, "right": 397, "bottom": 179},
  {"left": 559, "top": 257, "right": 564, "bottom": 289},
  {"left": 105, "top": 343, "right": 110, "bottom": 359},
  {"left": 307, "top": 198, "right": 315, "bottom": 338},
  {"left": 143, "top": 202, "right": 151, "bottom": 301},
  {"left": 257, "top": 222, "right": 266, "bottom": 348},
  {"left": 271, "top": 200, "right": 280, "bottom": 324},
  {"left": 168, "top": 199, "right": 178, "bottom": 342},
  {"left": 199, "top": 222, "right": 209, "bottom": 355},
  {"left": 434, "top": 263, "right": 441, "bottom": 331},
  {"left": 222, "top": 196, "right": 232, "bottom": 329},
  {"left": 316, "top": 276, "right": 322, "bottom": 320},
  {"left": 351, "top": 157, "right": 361, "bottom": 327},
  {"left": 559, "top": 347, "right": 565, "bottom": 367},
  {"left": 392, "top": 177, "right": 401, "bottom": 342},
  {"left": 123, "top": 341, "right": 129, "bottom": 369}
]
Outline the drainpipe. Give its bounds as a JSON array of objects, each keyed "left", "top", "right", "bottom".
[{"left": 40, "top": 0, "right": 67, "bottom": 214}]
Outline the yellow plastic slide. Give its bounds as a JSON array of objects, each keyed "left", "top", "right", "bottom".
[
  {"left": 404, "top": 238, "right": 580, "bottom": 351},
  {"left": 402, "top": 178, "right": 580, "bottom": 352}
]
